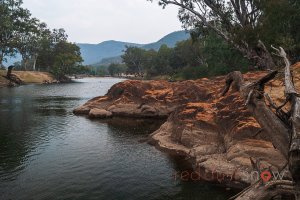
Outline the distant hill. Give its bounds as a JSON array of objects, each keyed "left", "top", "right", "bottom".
[
  {"left": 4, "top": 30, "right": 190, "bottom": 67},
  {"left": 93, "top": 56, "right": 123, "bottom": 66},
  {"left": 79, "top": 30, "right": 190, "bottom": 65},
  {"left": 142, "top": 31, "right": 190, "bottom": 50},
  {"left": 77, "top": 41, "right": 143, "bottom": 65}
]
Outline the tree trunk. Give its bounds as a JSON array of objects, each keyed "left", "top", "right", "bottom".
[
  {"left": 23, "top": 59, "right": 28, "bottom": 71},
  {"left": 223, "top": 47, "right": 300, "bottom": 199},
  {"left": 5, "top": 66, "right": 23, "bottom": 85},
  {"left": 32, "top": 54, "right": 38, "bottom": 71},
  {"left": 289, "top": 96, "right": 300, "bottom": 184},
  {"left": 222, "top": 70, "right": 290, "bottom": 158},
  {"left": 7, "top": 66, "right": 13, "bottom": 78},
  {"left": 233, "top": 181, "right": 296, "bottom": 200},
  {"left": 239, "top": 40, "right": 276, "bottom": 70},
  {"left": 277, "top": 47, "right": 300, "bottom": 185},
  {"left": 255, "top": 40, "right": 276, "bottom": 70},
  {"left": 0, "top": 52, "right": 3, "bottom": 68}
]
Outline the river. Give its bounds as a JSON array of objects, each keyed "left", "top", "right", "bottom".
[{"left": 0, "top": 78, "right": 236, "bottom": 200}]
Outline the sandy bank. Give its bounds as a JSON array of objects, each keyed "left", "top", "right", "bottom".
[{"left": 0, "top": 70, "right": 55, "bottom": 87}]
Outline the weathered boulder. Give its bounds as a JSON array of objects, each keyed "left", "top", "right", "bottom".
[{"left": 89, "top": 108, "right": 112, "bottom": 118}]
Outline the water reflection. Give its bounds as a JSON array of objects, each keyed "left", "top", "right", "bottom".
[{"left": 0, "top": 78, "right": 236, "bottom": 200}]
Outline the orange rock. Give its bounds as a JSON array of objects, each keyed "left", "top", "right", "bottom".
[
  {"left": 89, "top": 108, "right": 112, "bottom": 118},
  {"left": 74, "top": 69, "right": 300, "bottom": 186}
]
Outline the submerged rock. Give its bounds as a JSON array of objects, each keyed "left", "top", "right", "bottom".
[{"left": 74, "top": 64, "right": 300, "bottom": 187}]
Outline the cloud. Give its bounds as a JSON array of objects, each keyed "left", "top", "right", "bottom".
[{"left": 22, "top": 0, "right": 183, "bottom": 44}]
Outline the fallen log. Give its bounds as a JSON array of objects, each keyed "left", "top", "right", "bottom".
[
  {"left": 223, "top": 47, "right": 300, "bottom": 199},
  {"left": 222, "top": 70, "right": 290, "bottom": 159}
]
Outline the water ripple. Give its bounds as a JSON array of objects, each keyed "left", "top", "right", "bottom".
[{"left": 0, "top": 78, "right": 237, "bottom": 200}]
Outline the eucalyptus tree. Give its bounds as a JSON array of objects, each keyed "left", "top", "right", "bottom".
[
  {"left": 35, "top": 27, "right": 68, "bottom": 71},
  {"left": 148, "top": 0, "right": 300, "bottom": 70},
  {"left": 0, "top": 0, "right": 31, "bottom": 67},
  {"left": 15, "top": 17, "right": 39, "bottom": 70},
  {"left": 122, "top": 46, "right": 147, "bottom": 77},
  {"left": 51, "top": 41, "right": 83, "bottom": 80},
  {"left": 29, "top": 22, "right": 53, "bottom": 71}
]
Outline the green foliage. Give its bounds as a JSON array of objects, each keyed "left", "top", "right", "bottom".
[
  {"left": 174, "top": 33, "right": 249, "bottom": 80},
  {"left": 258, "top": 0, "right": 300, "bottom": 62},
  {"left": 96, "top": 67, "right": 107, "bottom": 77},
  {"left": 35, "top": 28, "right": 70, "bottom": 72},
  {"left": 228, "top": 0, "right": 300, "bottom": 61},
  {"left": 200, "top": 32, "right": 249, "bottom": 76},
  {"left": 171, "top": 39, "right": 202, "bottom": 68},
  {"left": 142, "top": 49, "right": 157, "bottom": 76},
  {"left": 122, "top": 32, "right": 249, "bottom": 80},
  {"left": 121, "top": 46, "right": 146, "bottom": 76},
  {"left": 51, "top": 41, "right": 83, "bottom": 79},
  {"left": 108, "top": 63, "right": 127, "bottom": 77},
  {"left": 150, "top": 0, "right": 300, "bottom": 69},
  {"left": 12, "top": 61, "right": 23, "bottom": 71},
  {"left": 0, "top": 0, "right": 31, "bottom": 63},
  {"left": 154, "top": 45, "right": 173, "bottom": 75},
  {"left": 0, "top": 0, "right": 86, "bottom": 79}
]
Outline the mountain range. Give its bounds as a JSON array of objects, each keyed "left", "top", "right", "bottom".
[
  {"left": 78, "top": 30, "right": 190, "bottom": 65},
  {"left": 4, "top": 30, "right": 190, "bottom": 67}
]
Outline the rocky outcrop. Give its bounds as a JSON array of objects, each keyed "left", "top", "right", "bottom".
[
  {"left": 89, "top": 108, "right": 113, "bottom": 118},
  {"left": 73, "top": 78, "right": 217, "bottom": 118},
  {"left": 74, "top": 64, "right": 300, "bottom": 187}
]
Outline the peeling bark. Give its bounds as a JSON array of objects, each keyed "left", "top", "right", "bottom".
[{"left": 271, "top": 46, "right": 300, "bottom": 185}]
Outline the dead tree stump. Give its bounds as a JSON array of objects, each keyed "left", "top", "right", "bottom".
[{"left": 223, "top": 47, "right": 300, "bottom": 199}]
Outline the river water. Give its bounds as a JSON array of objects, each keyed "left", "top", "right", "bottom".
[{"left": 0, "top": 78, "right": 236, "bottom": 200}]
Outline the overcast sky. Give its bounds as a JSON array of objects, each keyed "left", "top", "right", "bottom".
[{"left": 22, "top": 0, "right": 183, "bottom": 44}]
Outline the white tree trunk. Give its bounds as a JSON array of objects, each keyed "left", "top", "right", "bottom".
[{"left": 32, "top": 54, "right": 38, "bottom": 71}]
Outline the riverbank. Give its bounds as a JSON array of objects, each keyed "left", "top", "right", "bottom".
[
  {"left": 2, "top": 77, "right": 229, "bottom": 200},
  {"left": 0, "top": 70, "right": 55, "bottom": 87},
  {"left": 0, "top": 71, "right": 10, "bottom": 87},
  {"left": 74, "top": 64, "right": 300, "bottom": 188}
]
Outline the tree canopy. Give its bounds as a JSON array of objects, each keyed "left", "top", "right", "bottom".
[
  {"left": 0, "top": 0, "right": 31, "bottom": 64},
  {"left": 148, "top": 0, "right": 300, "bottom": 69},
  {"left": 121, "top": 46, "right": 147, "bottom": 77},
  {"left": 121, "top": 32, "right": 249, "bottom": 79},
  {"left": 0, "top": 0, "right": 86, "bottom": 79}
]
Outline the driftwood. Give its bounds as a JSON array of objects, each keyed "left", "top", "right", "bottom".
[
  {"left": 3, "top": 65, "right": 23, "bottom": 85},
  {"left": 222, "top": 47, "right": 300, "bottom": 199},
  {"left": 7, "top": 65, "right": 13, "bottom": 78},
  {"left": 269, "top": 46, "right": 300, "bottom": 187},
  {"left": 222, "top": 70, "right": 290, "bottom": 158}
]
